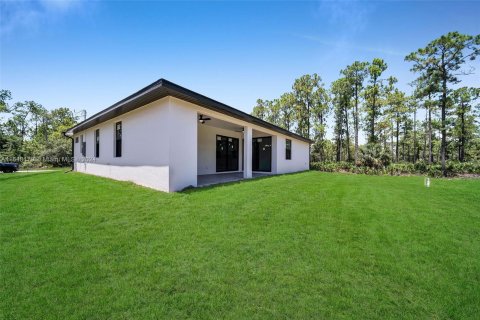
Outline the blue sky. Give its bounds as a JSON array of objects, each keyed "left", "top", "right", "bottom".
[{"left": 1, "top": 0, "right": 479, "bottom": 140}]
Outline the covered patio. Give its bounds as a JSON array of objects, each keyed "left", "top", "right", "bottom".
[{"left": 197, "top": 112, "right": 274, "bottom": 188}]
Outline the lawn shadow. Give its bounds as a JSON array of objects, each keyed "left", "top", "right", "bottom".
[
  {"left": 0, "top": 171, "right": 58, "bottom": 182},
  {"left": 181, "top": 171, "right": 307, "bottom": 195}
]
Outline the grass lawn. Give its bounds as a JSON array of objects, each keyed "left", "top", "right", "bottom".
[{"left": 1, "top": 171, "right": 479, "bottom": 319}]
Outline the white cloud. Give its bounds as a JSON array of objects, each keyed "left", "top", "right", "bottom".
[
  {"left": 295, "top": 1, "right": 405, "bottom": 64},
  {"left": 294, "top": 33, "right": 407, "bottom": 57},
  {"left": 40, "top": 0, "right": 78, "bottom": 11},
  {"left": 316, "top": 0, "right": 373, "bottom": 34},
  {"left": 0, "top": 0, "right": 83, "bottom": 36}
]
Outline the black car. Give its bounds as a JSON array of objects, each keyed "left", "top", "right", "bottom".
[{"left": 0, "top": 162, "right": 19, "bottom": 173}]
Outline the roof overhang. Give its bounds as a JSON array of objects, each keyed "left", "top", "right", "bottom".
[{"left": 65, "top": 79, "right": 313, "bottom": 143}]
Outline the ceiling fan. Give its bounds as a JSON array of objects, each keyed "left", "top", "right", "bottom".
[{"left": 198, "top": 114, "right": 211, "bottom": 124}]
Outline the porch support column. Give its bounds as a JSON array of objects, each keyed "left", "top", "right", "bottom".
[
  {"left": 271, "top": 135, "right": 278, "bottom": 174},
  {"left": 243, "top": 126, "right": 252, "bottom": 178}
]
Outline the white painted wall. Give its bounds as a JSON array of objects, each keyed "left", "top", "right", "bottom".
[
  {"left": 73, "top": 97, "right": 171, "bottom": 192},
  {"left": 168, "top": 98, "right": 198, "bottom": 191},
  {"left": 275, "top": 135, "right": 310, "bottom": 174}
]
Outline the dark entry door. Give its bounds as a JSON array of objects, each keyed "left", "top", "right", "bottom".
[
  {"left": 252, "top": 137, "right": 272, "bottom": 172},
  {"left": 216, "top": 135, "right": 239, "bottom": 172}
]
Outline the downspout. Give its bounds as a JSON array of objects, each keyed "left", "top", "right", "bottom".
[{"left": 62, "top": 131, "right": 74, "bottom": 172}]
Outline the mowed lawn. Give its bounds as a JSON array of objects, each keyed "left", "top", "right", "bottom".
[{"left": 1, "top": 171, "right": 479, "bottom": 319}]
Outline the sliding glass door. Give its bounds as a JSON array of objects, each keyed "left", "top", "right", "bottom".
[{"left": 216, "top": 135, "right": 239, "bottom": 172}]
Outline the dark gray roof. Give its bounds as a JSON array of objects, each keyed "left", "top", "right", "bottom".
[{"left": 66, "top": 78, "right": 312, "bottom": 143}]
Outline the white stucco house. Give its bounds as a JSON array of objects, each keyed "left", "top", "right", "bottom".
[{"left": 65, "top": 79, "right": 311, "bottom": 192}]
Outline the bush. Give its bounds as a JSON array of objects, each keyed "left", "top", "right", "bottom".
[
  {"left": 427, "top": 164, "right": 443, "bottom": 177},
  {"left": 310, "top": 160, "right": 480, "bottom": 177},
  {"left": 447, "top": 161, "right": 480, "bottom": 174},
  {"left": 414, "top": 160, "right": 428, "bottom": 172}
]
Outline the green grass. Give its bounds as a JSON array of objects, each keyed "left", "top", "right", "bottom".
[{"left": 1, "top": 171, "right": 479, "bottom": 319}]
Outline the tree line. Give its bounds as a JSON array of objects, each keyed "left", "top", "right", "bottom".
[
  {"left": 252, "top": 32, "right": 480, "bottom": 176},
  {"left": 1, "top": 32, "right": 479, "bottom": 175},
  {"left": 0, "top": 90, "right": 77, "bottom": 167}
]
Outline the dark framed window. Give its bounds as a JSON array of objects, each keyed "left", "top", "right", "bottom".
[
  {"left": 115, "top": 122, "right": 122, "bottom": 157},
  {"left": 286, "top": 139, "right": 292, "bottom": 160},
  {"left": 95, "top": 129, "right": 100, "bottom": 158},
  {"left": 75, "top": 137, "right": 79, "bottom": 143},
  {"left": 81, "top": 135, "right": 86, "bottom": 157}
]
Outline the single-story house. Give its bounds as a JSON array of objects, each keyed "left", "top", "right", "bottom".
[{"left": 65, "top": 79, "right": 312, "bottom": 192}]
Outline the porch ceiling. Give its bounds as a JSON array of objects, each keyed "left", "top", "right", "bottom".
[
  {"left": 199, "top": 116, "right": 243, "bottom": 132},
  {"left": 199, "top": 115, "right": 272, "bottom": 137}
]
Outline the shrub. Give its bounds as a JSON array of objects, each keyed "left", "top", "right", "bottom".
[
  {"left": 414, "top": 160, "right": 428, "bottom": 172},
  {"left": 310, "top": 160, "right": 480, "bottom": 177}
]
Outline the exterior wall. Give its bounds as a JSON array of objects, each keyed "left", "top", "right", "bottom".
[
  {"left": 168, "top": 98, "right": 198, "bottom": 191},
  {"left": 275, "top": 135, "right": 310, "bottom": 174},
  {"left": 197, "top": 124, "right": 243, "bottom": 175},
  {"left": 73, "top": 98, "right": 171, "bottom": 192}
]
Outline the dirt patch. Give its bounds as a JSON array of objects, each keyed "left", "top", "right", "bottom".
[{"left": 455, "top": 173, "right": 480, "bottom": 179}]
